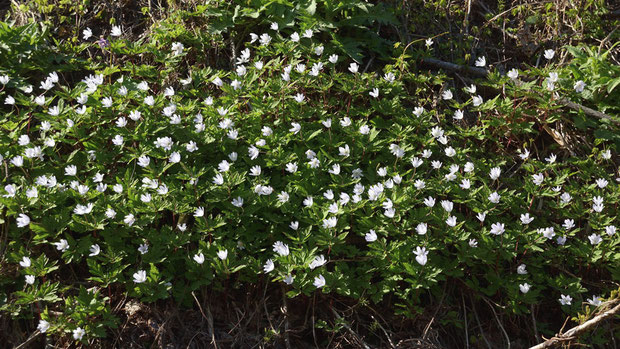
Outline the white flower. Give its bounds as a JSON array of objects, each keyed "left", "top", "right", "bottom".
[
  {"left": 472, "top": 95, "right": 483, "bottom": 107},
  {"left": 587, "top": 296, "right": 602, "bottom": 307},
  {"left": 20, "top": 256, "right": 32, "bottom": 268},
  {"left": 89, "top": 244, "right": 101, "bottom": 256},
  {"left": 459, "top": 179, "right": 471, "bottom": 190},
  {"left": 273, "top": 241, "right": 289, "bottom": 256},
  {"left": 263, "top": 259, "right": 275, "bottom": 273},
  {"left": 329, "top": 164, "right": 341, "bottom": 175},
  {"left": 218, "top": 160, "right": 231, "bottom": 172},
  {"left": 414, "top": 179, "right": 425, "bottom": 189},
  {"left": 359, "top": 125, "right": 370, "bottom": 135},
  {"left": 441, "top": 200, "right": 453, "bottom": 212},
  {"left": 416, "top": 223, "right": 428, "bottom": 235},
  {"left": 601, "top": 150, "right": 611, "bottom": 160},
  {"left": 322, "top": 217, "right": 337, "bottom": 229},
  {"left": 37, "top": 319, "right": 50, "bottom": 333},
  {"left": 283, "top": 274, "right": 294, "bottom": 285},
  {"left": 73, "top": 327, "right": 86, "bottom": 340},
  {"left": 364, "top": 229, "right": 378, "bottom": 242},
  {"left": 293, "top": 93, "right": 305, "bottom": 103},
  {"left": 465, "top": 83, "right": 477, "bottom": 94},
  {"left": 133, "top": 270, "right": 147, "bottom": 283},
  {"left": 595, "top": 178, "right": 608, "bottom": 189},
  {"left": 548, "top": 72, "right": 559, "bottom": 83},
  {"left": 413, "top": 246, "right": 429, "bottom": 266},
  {"left": 111, "top": 25, "right": 122, "bottom": 37},
  {"left": 286, "top": 162, "right": 298, "bottom": 173},
  {"left": 507, "top": 68, "right": 519, "bottom": 80},
  {"left": 544, "top": 49, "right": 555, "bottom": 60},
  {"left": 559, "top": 294, "right": 572, "bottom": 306},
  {"left": 560, "top": 192, "right": 572, "bottom": 205},
  {"left": 313, "top": 275, "right": 326, "bottom": 288},
  {"left": 490, "top": 222, "right": 505, "bottom": 235},
  {"left": 193, "top": 253, "right": 205, "bottom": 264},
  {"left": 112, "top": 135, "right": 124, "bottom": 146},
  {"left": 168, "top": 152, "right": 181, "bottom": 163},
  {"left": 519, "top": 283, "right": 530, "bottom": 294},
  {"left": 309, "top": 255, "right": 326, "bottom": 269},
  {"left": 17, "top": 213, "right": 31, "bottom": 228},
  {"left": 217, "top": 250, "right": 228, "bottom": 260},
  {"left": 532, "top": 173, "right": 544, "bottom": 186},
  {"left": 74, "top": 203, "right": 94, "bottom": 215},
  {"left": 517, "top": 264, "right": 528, "bottom": 275},
  {"left": 475, "top": 56, "right": 486, "bottom": 67},
  {"left": 290, "top": 122, "right": 301, "bottom": 134},
  {"left": 277, "top": 191, "right": 290, "bottom": 203},
  {"left": 488, "top": 192, "right": 501, "bottom": 204},
  {"left": 322, "top": 118, "right": 332, "bottom": 128},
  {"left": 562, "top": 219, "right": 575, "bottom": 231},
  {"left": 446, "top": 216, "right": 457, "bottom": 227},
  {"left": 250, "top": 165, "right": 261, "bottom": 176},
  {"left": 588, "top": 234, "right": 602, "bottom": 245},
  {"left": 424, "top": 196, "right": 436, "bottom": 207},
  {"left": 348, "top": 62, "right": 359, "bottom": 73},
  {"left": 124, "top": 213, "right": 136, "bottom": 226},
  {"left": 453, "top": 109, "right": 464, "bottom": 120},
  {"left": 442, "top": 90, "right": 453, "bottom": 100},
  {"left": 464, "top": 162, "right": 474, "bottom": 173},
  {"left": 540, "top": 227, "right": 556, "bottom": 239},
  {"left": 259, "top": 33, "right": 272, "bottom": 45},
  {"left": 140, "top": 193, "right": 152, "bottom": 203},
  {"left": 606, "top": 225, "right": 616, "bottom": 236},
  {"left": 232, "top": 197, "right": 244, "bottom": 208},
  {"left": 557, "top": 236, "right": 567, "bottom": 245},
  {"left": 290, "top": 221, "right": 299, "bottom": 230},
  {"left": 171, "top": 42, "right": 184, "bottom": 56},
  {"left": 520, "top": 213, "right": 534, "bottom": 225},
  {"left": 53, "top": 239, "right": 69, "bottom": 252},
  {"left": 574, "top": 80, "right": 586, "bottom": 93},
  {"left": 328, "top": 54, "right": 338, "bottom": 64},
  {"left": 369, "top": 88, "right": 379, "bottom": 98},
  {"left": 477, "top": 212, "right": 487, "bottom": 222},
  {"left": 545, "top": 153, "right": 557, "bottom": 163},
  {"left": 303, "top": 196, "right": 314, "bottom": 207},
  {"left": 489, "top": 167, "right": 501, "bottom": 180},
  {"left": 138, "top": 243, "right": 149, "bottom": 254},
  {"left": 425, "top": 38, "right": 433, "bottom": 47},
  {"left": 413, "top": 107, "right": 425, "bottom": 117}
]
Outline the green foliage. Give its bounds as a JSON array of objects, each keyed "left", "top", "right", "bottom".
[{"left": 0, "top": 0, "right": 618, "bottom": 346}]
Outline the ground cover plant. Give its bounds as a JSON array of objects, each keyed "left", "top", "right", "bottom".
[{"left": 1, "top": 0, "right": 619, "bottom": 348}]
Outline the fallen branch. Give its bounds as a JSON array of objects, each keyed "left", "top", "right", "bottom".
[
  {"left": 529, "top": 299, "right": 620, "bottom": 349},
  {"left": 420, "top": 58, "right": 619, "bottom": 126}
]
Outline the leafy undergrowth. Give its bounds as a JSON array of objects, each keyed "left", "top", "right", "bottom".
[{"left": 0, "top": 1, "right": 619, "bottom": 348}]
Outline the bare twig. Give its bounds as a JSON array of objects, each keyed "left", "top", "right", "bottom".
[
  {"left": 191, "top": 291, "right": 217, "bottom": 348},
  {"left": 470, "top": 295, "right": 492, "bottom": 349},
  {"left": 370, "top": 315, "right": 395, "bottom": 349},
  {"left": 420, "top": 57, "right": 619, "bottom": 126},
  {"left": 529, "top": 299, "right": 620, "bottom": 349},
  {"left": 463, "top": 292, "right": 470, "bottom": 349},
  {"left": 482, "top": 297, "right": 511, "bottom": 348},
  {"left": 330, "top": 307, "right": 372, "bottom": 349},
  {"left": 14, "top": 330, "right": 41, "bottom": 349},
  {"left": 531, "top": 304, "right": 541, "bottom": 343},
  {"left": 281, "top": 285, "right": 291, "bottom": 349}
]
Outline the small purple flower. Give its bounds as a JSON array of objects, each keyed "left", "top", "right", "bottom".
[{"left": 96, "top": 37, "right": 110, "bottom": 49}]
